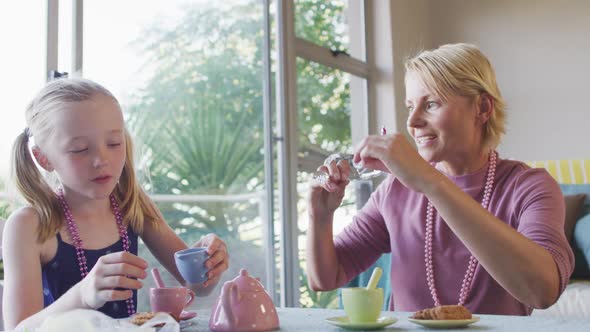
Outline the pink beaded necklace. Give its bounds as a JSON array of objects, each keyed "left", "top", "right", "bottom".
[
  {"left": 424, "top": 150, "right": 497, "bottom": 306},
  {"left": 56, "top": 189, "right": 135, "bottom": 316}
]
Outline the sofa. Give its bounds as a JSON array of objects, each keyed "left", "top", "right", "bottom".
[
  {"left": 529, "top": 159, "right": 590, "bottom": 319},
  {"left": 345, "top": 159, "right": 590, "bottom": 318}
]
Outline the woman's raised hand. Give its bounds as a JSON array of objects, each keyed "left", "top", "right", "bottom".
[
  {"left": 353, "top": 133, "right": 434, "bottom": 193},
  {"left": 308, "top": 155, "right": 353, "bottom": 220},
  {"left": 78, "top": 251, "right": 147, "bottom": 309}
]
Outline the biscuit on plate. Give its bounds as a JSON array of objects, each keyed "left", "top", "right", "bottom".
[
  {"left": 130, "top": 312, "right": 158, "bottom": 325},
  {"left": 411, "top": 305, "right": 472, "bottom": 320}
]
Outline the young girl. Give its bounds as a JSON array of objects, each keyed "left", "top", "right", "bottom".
[{"left": 2, "top": 78, "right": 230, "bottom": 330}]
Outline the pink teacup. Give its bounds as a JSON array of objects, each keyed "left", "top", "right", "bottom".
[{"left": 149, "top": 287, "right": 195, "bottom": 320}]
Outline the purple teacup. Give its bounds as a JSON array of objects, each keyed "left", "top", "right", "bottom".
[{"left": 174, "top": 247, "right": 209, "bottom": 284}]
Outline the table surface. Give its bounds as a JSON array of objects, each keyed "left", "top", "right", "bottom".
[{"left": 176, "top": 307, "right": 590, "bottom": 331}]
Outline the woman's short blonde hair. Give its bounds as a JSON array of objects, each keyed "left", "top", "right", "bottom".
[{"left": 405, "top": 43, "right": 506, "bottom": 149}]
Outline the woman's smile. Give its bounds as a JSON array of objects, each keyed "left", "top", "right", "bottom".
[{"left": 415, "top": 135, "right": 437, "bottom": 147}]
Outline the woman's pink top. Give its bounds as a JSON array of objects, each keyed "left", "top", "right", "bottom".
[{"left": 334, "top": 157, "right": 574, "bottom": 315}]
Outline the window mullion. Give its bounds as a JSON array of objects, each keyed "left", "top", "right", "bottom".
[
  {"left": 72, "top": 0, "right": 83, "bottom": 76},
  {"left": 276, "top": 0, "right": 300, "bottom": 308},
  {"left": 262, "top": 0, "right": 278, "bottom": 305},
  {"left": 295, "top": 37, "right": 370, "bottom": 79},
  {"left": 45, "top": 0, "right": 58, "bottom": 81}
]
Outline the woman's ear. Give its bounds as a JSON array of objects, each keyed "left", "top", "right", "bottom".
[
  {"left": 32, "top": 146, "right": 54, "bottom": 172},
  {"left": 477, "top": 94, "right": 494, "bottom": 124}
]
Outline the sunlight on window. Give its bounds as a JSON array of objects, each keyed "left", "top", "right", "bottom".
[
  {"left": 296, "top": 58, "right": 365, "bottom": 308},
  {"left": 84, "top": 0, "right": 267, "bottom": 311},
  {"left": 0, "top": 4, "right": 44, "bottom": 191}
]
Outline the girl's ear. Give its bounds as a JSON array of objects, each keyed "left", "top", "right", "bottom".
[
  {"left": 477, "top": 94, "right": 494, "bottom": 125},
  {"left": 32, "top": 146, "right": 54, "bottom": 172}
]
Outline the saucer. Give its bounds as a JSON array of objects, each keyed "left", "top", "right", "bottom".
[
  {"left": 408, "top": 316, "right": 480, "bottom": 328},
  {"left": 179, "top": 310, "right": 197, "bottom": 321},
  {"left": 325, "top": 316, "right": 397, "bottom": 330}
]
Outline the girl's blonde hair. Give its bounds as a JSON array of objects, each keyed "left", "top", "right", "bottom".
[
  {"left": 11, "top": 78, "right": 160, "bottom": 243},
  {"left": 405, "top": 43, "right": 506, "bottom": 149}
]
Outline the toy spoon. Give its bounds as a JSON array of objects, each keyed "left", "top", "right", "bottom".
[
  {"left": 151, "top": 267, "right": 166, "bottom": 288},
  {"left": 366, "top": 267, "right": 383, "bottom": 290}
]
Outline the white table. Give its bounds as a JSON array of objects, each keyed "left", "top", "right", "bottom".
[{"left": 177, "top": 308, "right": 590, "bottom": 331}]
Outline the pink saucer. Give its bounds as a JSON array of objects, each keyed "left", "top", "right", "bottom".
[{"left": 180, "top": 310, "right": 197, "bottom": 321}]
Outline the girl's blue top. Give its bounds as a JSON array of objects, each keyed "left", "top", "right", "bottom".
[{"left": 41, "top": 227, "right": 139, "bottom": 318}]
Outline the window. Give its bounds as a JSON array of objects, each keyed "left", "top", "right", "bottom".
[
  {"left": 0, "top": 3, "right": 45, "bottom": 219},
  {"left": 296, "top": 59, "right": 369, "bottom": 308},
  {"left": 83, "top": 0, "right": 271, "bottom": 311},
  {"left": 295, "top": 0, "right": 365, "bottom": 61},
  {"left": 1, "top": 0, "right": 377, "bottom": 311},
  {"left": 276, "top": 0, "right": 371, "bottom": 307}
]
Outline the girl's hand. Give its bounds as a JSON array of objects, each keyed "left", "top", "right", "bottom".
[
  {"left": 308, "top": 156, "right": 352, "bottom": 221},
  {"left": 353, "top": 133, "right": 435, "bottom": 192},
  {"left": 193, "top": 234, "right": 229, "bottom": 287},
  {"left": 78, "top": 251, "right": 147, "bottom": 309}
]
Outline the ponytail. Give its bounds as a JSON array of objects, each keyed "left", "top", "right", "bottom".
[
  {"left": 11, "top": 130, "right": 63, "bottom": 243},
  {"left": 13, "top": 77, "right": 158, "bottom": 240}
]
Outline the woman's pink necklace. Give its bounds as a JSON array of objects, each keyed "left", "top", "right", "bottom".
[
  {"left": 424, "top": 150, "right": 497, "bottom": 306},
  {"left": 57, "top": 189, "right": 135, "bottom": 316}
]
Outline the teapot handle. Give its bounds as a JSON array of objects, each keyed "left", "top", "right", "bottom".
[{"left": 222, "top": 282, "right": 238, "bottom": 326}]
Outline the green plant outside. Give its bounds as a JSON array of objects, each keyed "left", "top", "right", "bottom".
[
  {"left": 1, "top": 179, "right": 13, "bottom": 280},
  {"left": 126, "top": 0, "right": 350, "bottom": 309}
]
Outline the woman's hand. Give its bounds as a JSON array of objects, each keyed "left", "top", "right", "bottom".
[
  {"left": 353, "top": 133, "right": 436, "bottom": 193},
  {"left": 193, "top": 233, "right": 229, "bottom": 287},
  {"left": 78, "top": 251, "right": 147, "bottom": 309},
  {"left": 308, "top": 156, "right": 353, "bottom": 221}
]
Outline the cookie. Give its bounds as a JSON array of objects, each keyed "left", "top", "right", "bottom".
[
  {"left": 411, "top": 305, "right": 472, "bottom": 320},
  {"left": 130, "top": 312, "right": 158, "bottom": 325}
]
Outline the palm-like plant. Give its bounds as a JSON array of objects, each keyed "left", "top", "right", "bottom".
[
  {"left": 126, "top": 3, "right": 266, "bottom": 241},
  {"left": 124, "top": 0, "right": 351, "bottom": 309}
]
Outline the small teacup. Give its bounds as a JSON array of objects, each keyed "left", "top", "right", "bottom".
[
  {"left": 341, "top": 287, "right": 384, "bottom": 323},
  {"left": 149, "top": 287, "right": 195, "bottom": 319},
  {"left": 174, "top": 247, "right": 210, "bottom": 284}
]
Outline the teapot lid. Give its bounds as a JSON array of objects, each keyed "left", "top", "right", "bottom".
[{"left": 231, "top": 269, "right": 266, "bottom": 292}]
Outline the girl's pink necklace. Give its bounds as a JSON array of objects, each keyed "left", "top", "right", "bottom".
[
  {"left": 424, "top": 151, "right": 497, "bottom": 306},
  {"left": 57, "top": 189, "right": 135, "bottom": 316}
]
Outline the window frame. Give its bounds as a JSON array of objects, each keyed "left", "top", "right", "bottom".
[
  {"left": 46, "top": 0, "right": 281, "bottom": 304},
  {"left": 276, "top": 0, "right": 373, "bottom": 307},
  {"left": 41, "top": 0, "right": 380, "bottom": 309}
]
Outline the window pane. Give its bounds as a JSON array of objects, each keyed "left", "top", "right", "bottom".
[
  {"left": 296, "top": 58, "right": 368, "bottom": 308},
  {"left": 84, "top": 0, "right": 269, "bottom": 311},
  {"left": 0, "top": 3, "right": 45, "bottom": 217},
  {"left": 295, "top": 0, "right": 365, "bottom": 61}
]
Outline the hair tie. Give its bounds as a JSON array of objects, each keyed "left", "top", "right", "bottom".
[{"left": 23, "top": 127, "right": 31, "bottom": 137}]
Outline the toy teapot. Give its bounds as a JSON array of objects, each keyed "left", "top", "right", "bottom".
[{"left": 209, "top": 269, "right": 279, "bottom": 332}]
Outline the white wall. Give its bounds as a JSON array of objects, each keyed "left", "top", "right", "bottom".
[
  {"left": 386, "top": 0, "right": 433, "bottom": 137},
  {"left": 386, "top": 0, "right": 590, "bottom": 160}
]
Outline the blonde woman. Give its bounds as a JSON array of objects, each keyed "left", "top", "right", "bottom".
[
  {"left": 307, "top": 43, "right": 573, "bottom": 315},
  {"left": 3, "top": 78, "right": 229, "bottom": 330}
]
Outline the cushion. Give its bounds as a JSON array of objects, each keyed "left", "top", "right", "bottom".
[
  {"left": 564, "top": 194, "right": 587, "bottom": 241},
  {"left": 559, "top": 184, "right": 590, "bottom": 279},
  {"left": 574, "top": 214, "right": 590, "bottom": 278}
]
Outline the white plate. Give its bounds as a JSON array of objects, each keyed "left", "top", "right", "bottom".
[
  {"left": 408, "top": 316, "right": 480, "bottom": 328},
  {"left": 325, "top": 315, "right": 397, "bottom": 330},
  {"left": 179, "top": 310, "right": 197, "bottom": 321}
]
